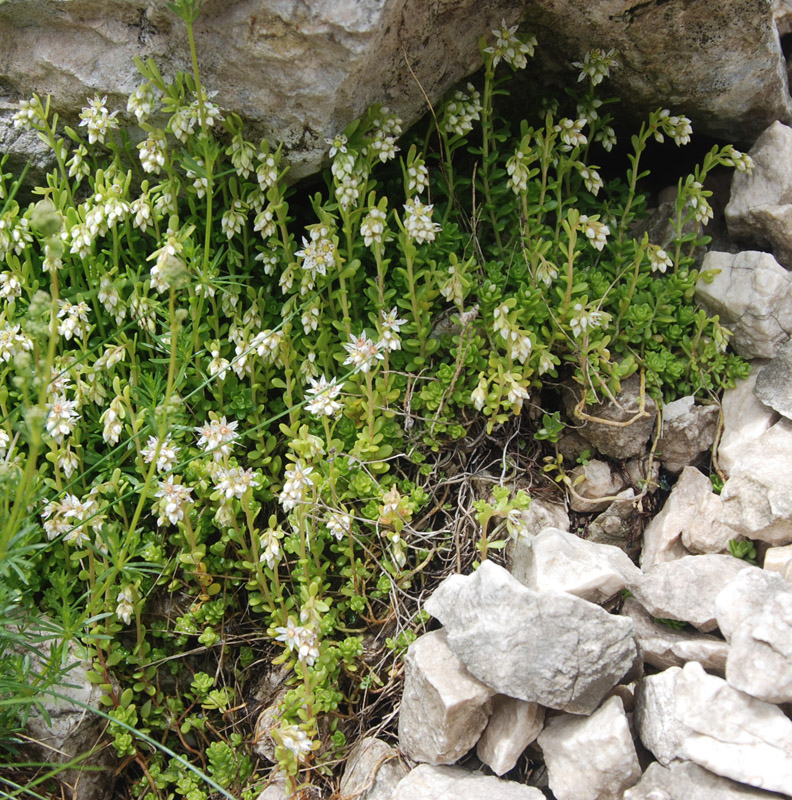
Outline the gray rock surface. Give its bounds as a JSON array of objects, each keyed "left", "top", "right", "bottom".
[
  {"left": 657, "top": 397, "right": 719, "bottom": 474},
  {"left": 507, "top": 498, "right": 569, "bottom": 578},
  {"left": 476, "top": 695, "right": 545, "bottom": 777},
  {"left": 765, "top": 543, "right": 792, "bottom": 582},
  {"left": 622, "top": 598, "right": 729, "bottom": 673},
  {"left": 674, "top": 662, "right": 792, "bottom": 795},
  {"left": 512, "top": 526, "right": 640, "bottom": 604},
  {"left": 714, "top": 566, "right": 790, "bottom": 641},
  {"left": 537, "top": 695, "right": 641, "bottom": 800},
  {"left": 718, "top": 364, "right": 777, "bottom": 474},
  {"left": 424, "top": 561, "right": 637, "bottom": 714},
  {"left": 725, "top": 588, "right": 792, "bottom": 703},
  {"left": 720, "top": 419, "right": 792, "bottom": 544},
  {"left": 568, "top": 460, "right": 626, "bottom": 513},
  {"left": 391, "top": 764, "right": 545, "bottom": 800},
  {"left": 585, "top": 489, "right": 638, "bottom": 555},
  {"left": 725, "top": 121, "right": 792, "bottom": 267},
  {"left": 623, "top": 760, "right": 781, "bottom": 800},
  {"left": 696, "top": 251, "right": 792, "bottom": 359},
  {"left": 339, "top": 737, "right": 409, "bottom": 800},
  {"left": 633, "top": 667, "right": 692, "bottom": 766},
  {"left": 398, "top": 629, "right": 494, "bottom": 765},
  {"left": 754, "top": 338, "right": 792, "bottom": 420},
  {"left": 630, "top": 554, "right": 750, "bottom": 632},
  {"left": 565, "top": 376, "right": 658, "bottom": 460}
]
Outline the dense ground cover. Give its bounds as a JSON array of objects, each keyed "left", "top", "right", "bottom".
[{"left": 0, "top": 2, "right": 753, "bottom": 797}]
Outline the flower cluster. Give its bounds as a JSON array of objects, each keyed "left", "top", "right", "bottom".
[
  {"left": 484, "top": 20, "right": 537, "bottom": 70},
  {"left": 572, "top": 48, "right": 618, "bottom": 86},
  {"left": 403, "top": 198, "right": 441, "bottom": 244},
  {"left": 439, "top": 82, "right": 482, "bottom": 137},
  {"left": 78, "top": 95, "right": 119, "bottom": 145}
]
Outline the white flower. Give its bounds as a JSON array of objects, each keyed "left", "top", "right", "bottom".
[
  {"left": 116, "top": 586, "right": 135, "bottom": 625},
  {"left": 100, "top": 396, "right": 125, "bottom": 445},
  {"left": 0, "top": 271, "right": 22, "bottom": 301},
  {"left": 279, "top": 460, "right": 314, "bottom": 511},
  {"left": 484, "top": 21, "right": 536, "bottom": 69},
  {"left": 511, "top": 331, "right": 532, "bottom": 364},
  {"left": 342, "top": 333, "right": 385, "bottom": 374},
  {"left": 0, "top": 427, "right": 10, "bottom": 455},
  {"left": 472, "top": 377, "right": 488, "bottom": 410},
  {"left": 94, "top": 344, "right": 126, "bottom": 371},
  {"left": 138, "top": 132, "right": 167, "bottom": 174},
  {"left": 403, "top": 198, "right": 441, "bottom": 244},
  {"left": 295, "top": 227, "right": 339, "bottom": 278},
  {"left": 507, "top": 150, "right": 530, "bottom": 194},
  {"left": 326, "top": 511, "right": 352, "bottom": 541},
  {"left": 578, "top": 215, "right": 610, "bottom": 251},
  {"left": 259, "top": 527, "right": 283, "bottom": 570},
  {"left": 227, "top": 134, "right": 256, "bottom": 179},
  {"left": 221, "top": 200, "right": 247, "bottom": 239},
  {"left": 256, "top": 151, "right": 279, "bottom": 190},
  {"left": 361, "top": 207, "right": 387, "bottom": 247},
  {"left": 154, "top": 477, "right": 193, "bottom": 527},
  {"left": 305, "top": 375, "right": 343, "bottom": 418},
  {"left": 46, "top": 396, "right": 79, "bottom": 442},
  {"left": 648, "top": 245, "right": 673, "bottom": 274},
  {"left": 578, "top": 166, "right": 603, "bottom": 196},
  {"left": 572, "top": 48, "right": 618, "bottom": 86},
  {"left": 274, "top": 617, "right": 301, "bottom": 651},
  {"left": 78, "top": 95, "right": 119, "bottom": 144},
  {"left": 208, "top": 348, "right": 230, "bottom": 380},
  {"left": 41, "top": 493, "right": 100, "bottom": 545},
  {"left": 127, "top": 83, "right": 157, "bottom": 123},
  {"left": 407, "top": 160, "right": 429, "bottom": 195},
  {"left": 379, "top": 307, "right": 407, "bottom": 351},
  {"left": 57, "top": 300, "right": 91, "bottom": 341},
  {"left": 195, "top": 416, "right": 239, "bottom": 461},
  {"left": 326, "top": 133, "right": 347, "bottom": 158},
  {"left": 440, "top": 83, "right": 482, "bottom": 136},
  {"left": 505, "top": 375, "right": 530, "bottom": 409},
  {"left": 570, "top": 303, "right": 604, "bottom": 338},
  {"left": 142, "top": 436, "right": 180, "bottom": 473},
  {"left": 214, "top": 466, "right": 258, "bottom": 499},
  {"left": 555, "top": 117, "right": 588, "bottom": 148},
  {"left": 67, "top": 144, "right": 90, "bottom": 180},
  {"left": 0, "top": 323, "right": 32, "bottom": 363},
  {"left": 58, "top": 446, "right": 79, "bottom": 479},
  {"left": 278, "top": 725, "right": 314, "bottom": 760}
]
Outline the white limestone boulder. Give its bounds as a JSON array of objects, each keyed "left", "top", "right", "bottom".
[
  {"left": 657, "top": 396, "right": 719, "bottom": 474},
  {"left": 339, "top": 737, "right": 409, "bottom": 800},
  {"left": 476, "top": 696, "right": 544, "bottom": 777},
  {"left": 391, "top": 764, "right": 545, "bottom": 800},
  {"left": 764, "top": 543, "right": 792, "bottom": 581}
]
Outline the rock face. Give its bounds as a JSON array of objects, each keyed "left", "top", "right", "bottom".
[
  {"left": 656, "top": 397, "right": 719, "bottom": 475},
  {"left": 696, "top": 251, "right": 792, "bottom": 359},
  {"left": 720, "top": 419, "right": 792, "bottom": 544},
  {"left": 398, "top": 630, "right": 494, "bottom": 765},
  {"left": 476, "top": 695, "right": 544, "bottom": 776},
  {"left": 725, "top": 121, "right": 792, "bottom": 267},
  {"left": 391, "top": 764, "right": 545, "bottom": 800},
  {"left": 568, "top": 460, "right": 626, "bottom": 512},
  {"left": 2, "top": 1, "right": 789, "bottom": 180},
  {"left": 424, "top": 561, "right": 637, "bottom": 714},
  {"left": 339, "top": 737, "right": 409, "bottom": 800},
  {"left": 537, "top": 695, "right": 641, "bottom": 800},
  {"left": 754, "top": 338, "right": 792, "bottom": 421}
]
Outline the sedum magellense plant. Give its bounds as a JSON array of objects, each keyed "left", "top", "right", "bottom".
[{"left": 0, "top": 4, "right": 752, "bottom": 797}]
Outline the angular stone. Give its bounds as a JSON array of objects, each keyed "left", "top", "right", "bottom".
[
  {"left": 339, "top": 737, "right": 409, "bottom": 800},
  {"left": 565, "top": 376, "right": 658, "bottom": 460},
  {"left": 585, "top": 489, "right": 639, "bottom": 556},
  {"left": 755, "top": 337, "right": 792, "bottom": 421},
  {"left": 714, "top": 566, "right": 790, "bottom": 641},
  {"left": 622, "top": 598, "right": 729, "bottom": 673},
  {"left": 675, "top": 661, "right": 792, "bottom": 795},
  {"left": 640, "top": 468, "right": 712, "bottom": 570},
  {"left": 624, "top": 760, "right": 780, "bottom": 800},
  {"left": 725, "top": 121, "right": 792, "bottom": 268},
  {"left": 631, "top": 554, "right": 751, "bottom": 632},
  {"left": 633, "top": 667, "right": 691, "bottom": 766},
  {"left": 391, "top": 764, "right": 545, "bottom": 800},
  {"left": 765, "top": 543, "right": 792, "bottom": 582},
  {"left": 476, "top": 695, "right": 544, "bottom": 777},
  {"left": 512, "top": 527, "right": 640, "bottom": 604},
  {"left": 696, "top": 251, "right": 792, "bottom": 359},
  {"left": 721, "top": 419, "right": 792, "bottom": 544},
  {"left": 507, "top": 498, "right": 569, "bottom": 579},
  {"left": 657, "top": 396, "right": 719, "bottom": 474},
  {"left": 719, "top": 363, "right": 778, "bottom": 474},
  {"left": 254, "top": 773, "right": 290, "bottom": 800},
  {"left": 726, "top": 589, "right": 792, "bottom": 703},
  {"left": 537, "top": 695, "right": 641, "bottom": 800},
  {"left": 398, "top": 629, "right": 494, "bottom": 766},
  {"left": 568, "top": 459, "right": 626, "bottom": 513},
  {"left": 424, "top": 561, "right": 637, "bottom": 715}
]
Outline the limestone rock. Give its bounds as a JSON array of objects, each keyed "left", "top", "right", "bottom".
[
  {"left": 754, "top": 337, "right": 792, "bottom": 421},
  {"left": 398, "top": 629, "right": 494, "bottom": 765},
  {"left": 568, "top": 460, "right": 626, "bottom": 513},
  {"left": 630, "top": 554, "right": 751, "bottom": 632},
  {"left": 585, "top": 489, "right": 639, "bottom": 556},
  {"left": 657, "top": 396, "right": 719, "bottom": 474},
  {"left": 512, "top": 526, "right": 640, "bottom": 604},
  {"left": 391, "top": 764, "right": 545, "bottom": 800},
  {"left": 674, "top": 661, "right": 792, "bottom": 795},
  {"left": 721, "top": 419, "right": 792, "bottom": 544},
  {"left": 714, "top": 566, "right": 790, "bottom": 641},
  {"left": 254, "top": 773, "right": 290, "bottom": 800},
  {"left": 537, "top": 695, "right": 641, "bottom": 800},
  {"left": 765, "top": 543, "right": 792, "bottom": 582},
  {"left": 506, "top": 498, "right": 569, "bottom": 579},
  {"left": 718, "top": 364, "right": 778, "bottom": 474},
  {"left": 725, "top": 121, "right": 792, "bottom": 268},
  {"left": 565, "top": 376, "right": 658, "bottom": 460},
  {"left": 726, "top": 589, "right": 792, "bottom": 703},
  {"left": 623, "top": 760, "right": 780, "bottom": 800},
  {"left": 424, "top": 561, "right": 637, "bottom": 715},
  {"left": 0, "top": 0, "right": 524, "bottom": 181},
  {"left": 253, "top": 686, "right": 289, "bottom": 761},
  {"left": 677, "top": 470, "right": 732, "bottom": 556},
  {"left": 633, "top": 667, "right": 692, "bottom": 766},
  {"left": 622, "top": 598, "right": 729, "bottom": 673},
  {"left": 476, "top": 695, "right": 544, "bottom": 777},
  {"left": 339, "top": 737, "right": 409, "bottom": 800},
  {"left": 641, "top": 468, "right": 710, "bottom": 570},
  {"left": 696, "top": 251, "right": 792, "bottom": 359}
]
